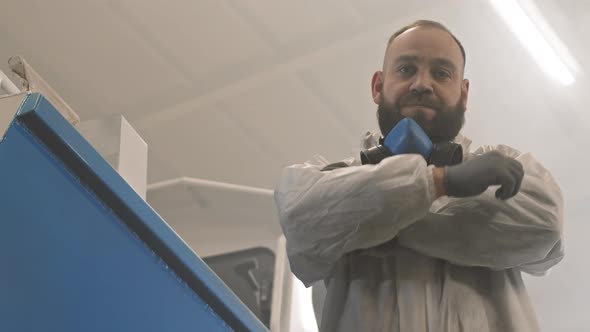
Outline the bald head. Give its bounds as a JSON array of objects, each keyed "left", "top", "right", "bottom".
[{"left": 384, "top": 20, "right": 466, "bottom": 72}]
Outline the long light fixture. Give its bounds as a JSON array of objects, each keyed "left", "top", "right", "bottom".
[{"left": 489, "top": 0, "right": 575, "bottom": 85}]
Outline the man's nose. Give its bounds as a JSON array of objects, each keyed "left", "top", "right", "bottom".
[{"left": 410, "top": 71, "right": 433, "bottom": 97}]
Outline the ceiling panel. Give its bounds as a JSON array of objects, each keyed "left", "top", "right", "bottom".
[
  {"left": 136, "top": 103, "right": 285, "bottom": 188},
  {"left": 348, "top": 0, "right": 455, "bottom": 25},
  {"left": 112, "top": 0, "right": 275, "bottom": 97},
  {"left": 296, "top": 38, "right": 387, "bottom": 136},
  {"left": 229, "top": 0, "right": 363, "bottom": 56},
  {"left": 217, "top": 72, "right": 355, "bottom": 165},
  {"left": 0, "top": 0, "right": 192, "bottom": 121}
]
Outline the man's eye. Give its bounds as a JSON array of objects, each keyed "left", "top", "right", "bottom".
[
  {"left": 398, "top": 66, "right": 415, "bottom": 75},
  {"left": 435, "top": 70, "right": 451, "bottom": 79}
]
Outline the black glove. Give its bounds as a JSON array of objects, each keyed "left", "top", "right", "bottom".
[{"left": 444, "top": 151, "right": 524, "bottom": 200}]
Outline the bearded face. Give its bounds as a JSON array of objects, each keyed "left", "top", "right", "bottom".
[{"left": 377, "top": 93, "right": 465, "bottom": 143}]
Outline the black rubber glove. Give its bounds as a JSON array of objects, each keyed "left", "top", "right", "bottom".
[{"left": 444, "top": 151, "right": 524, "bottom": 200}]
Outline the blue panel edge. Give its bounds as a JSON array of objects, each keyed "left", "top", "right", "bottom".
[{"left": 15, "top": 93, "right": 268, "bottom": 332}]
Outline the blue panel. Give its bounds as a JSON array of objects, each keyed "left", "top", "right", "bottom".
[{"left": 0, "top": 94, "right": 267, "bottom": 332}]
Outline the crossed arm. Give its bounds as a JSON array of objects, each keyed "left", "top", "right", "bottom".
[{"left": 274, "top": 145, "right": 563, "bottom": 285}]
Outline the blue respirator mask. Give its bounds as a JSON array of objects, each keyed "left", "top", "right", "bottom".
[{"left": 360, "top": 118, "right": 463, "bottom": 166}]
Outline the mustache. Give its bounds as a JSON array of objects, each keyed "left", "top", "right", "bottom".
[{"left": 400, "top": 97, "right": 441, "bottom": 110}]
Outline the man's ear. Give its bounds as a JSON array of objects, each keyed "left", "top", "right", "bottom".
[
  {"left": 460, "top": 78, "right": 470, "bottom": 110},
  {"left": 371, "top": 71, "right": 383, "bottom": 104}
]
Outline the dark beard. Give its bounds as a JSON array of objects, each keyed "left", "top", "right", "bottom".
[{"left": 377, "top": 96, "right": 465, "bottom": 144}]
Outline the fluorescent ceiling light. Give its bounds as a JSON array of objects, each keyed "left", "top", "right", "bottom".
[{"left": 490, "top": 0, "right": 575, "bottom": 85}]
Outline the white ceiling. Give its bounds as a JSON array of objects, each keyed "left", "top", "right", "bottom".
[{"left": 1, "top": 1, "right": 589, "bottom": 330}]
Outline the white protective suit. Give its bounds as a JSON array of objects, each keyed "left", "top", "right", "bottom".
[{"left": 274, "top": 133, "right": 564, "bottom": 332}]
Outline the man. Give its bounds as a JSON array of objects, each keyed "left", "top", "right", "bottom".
[{"left": 274, "top": 20, "right": 564, "bottom": 332}]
